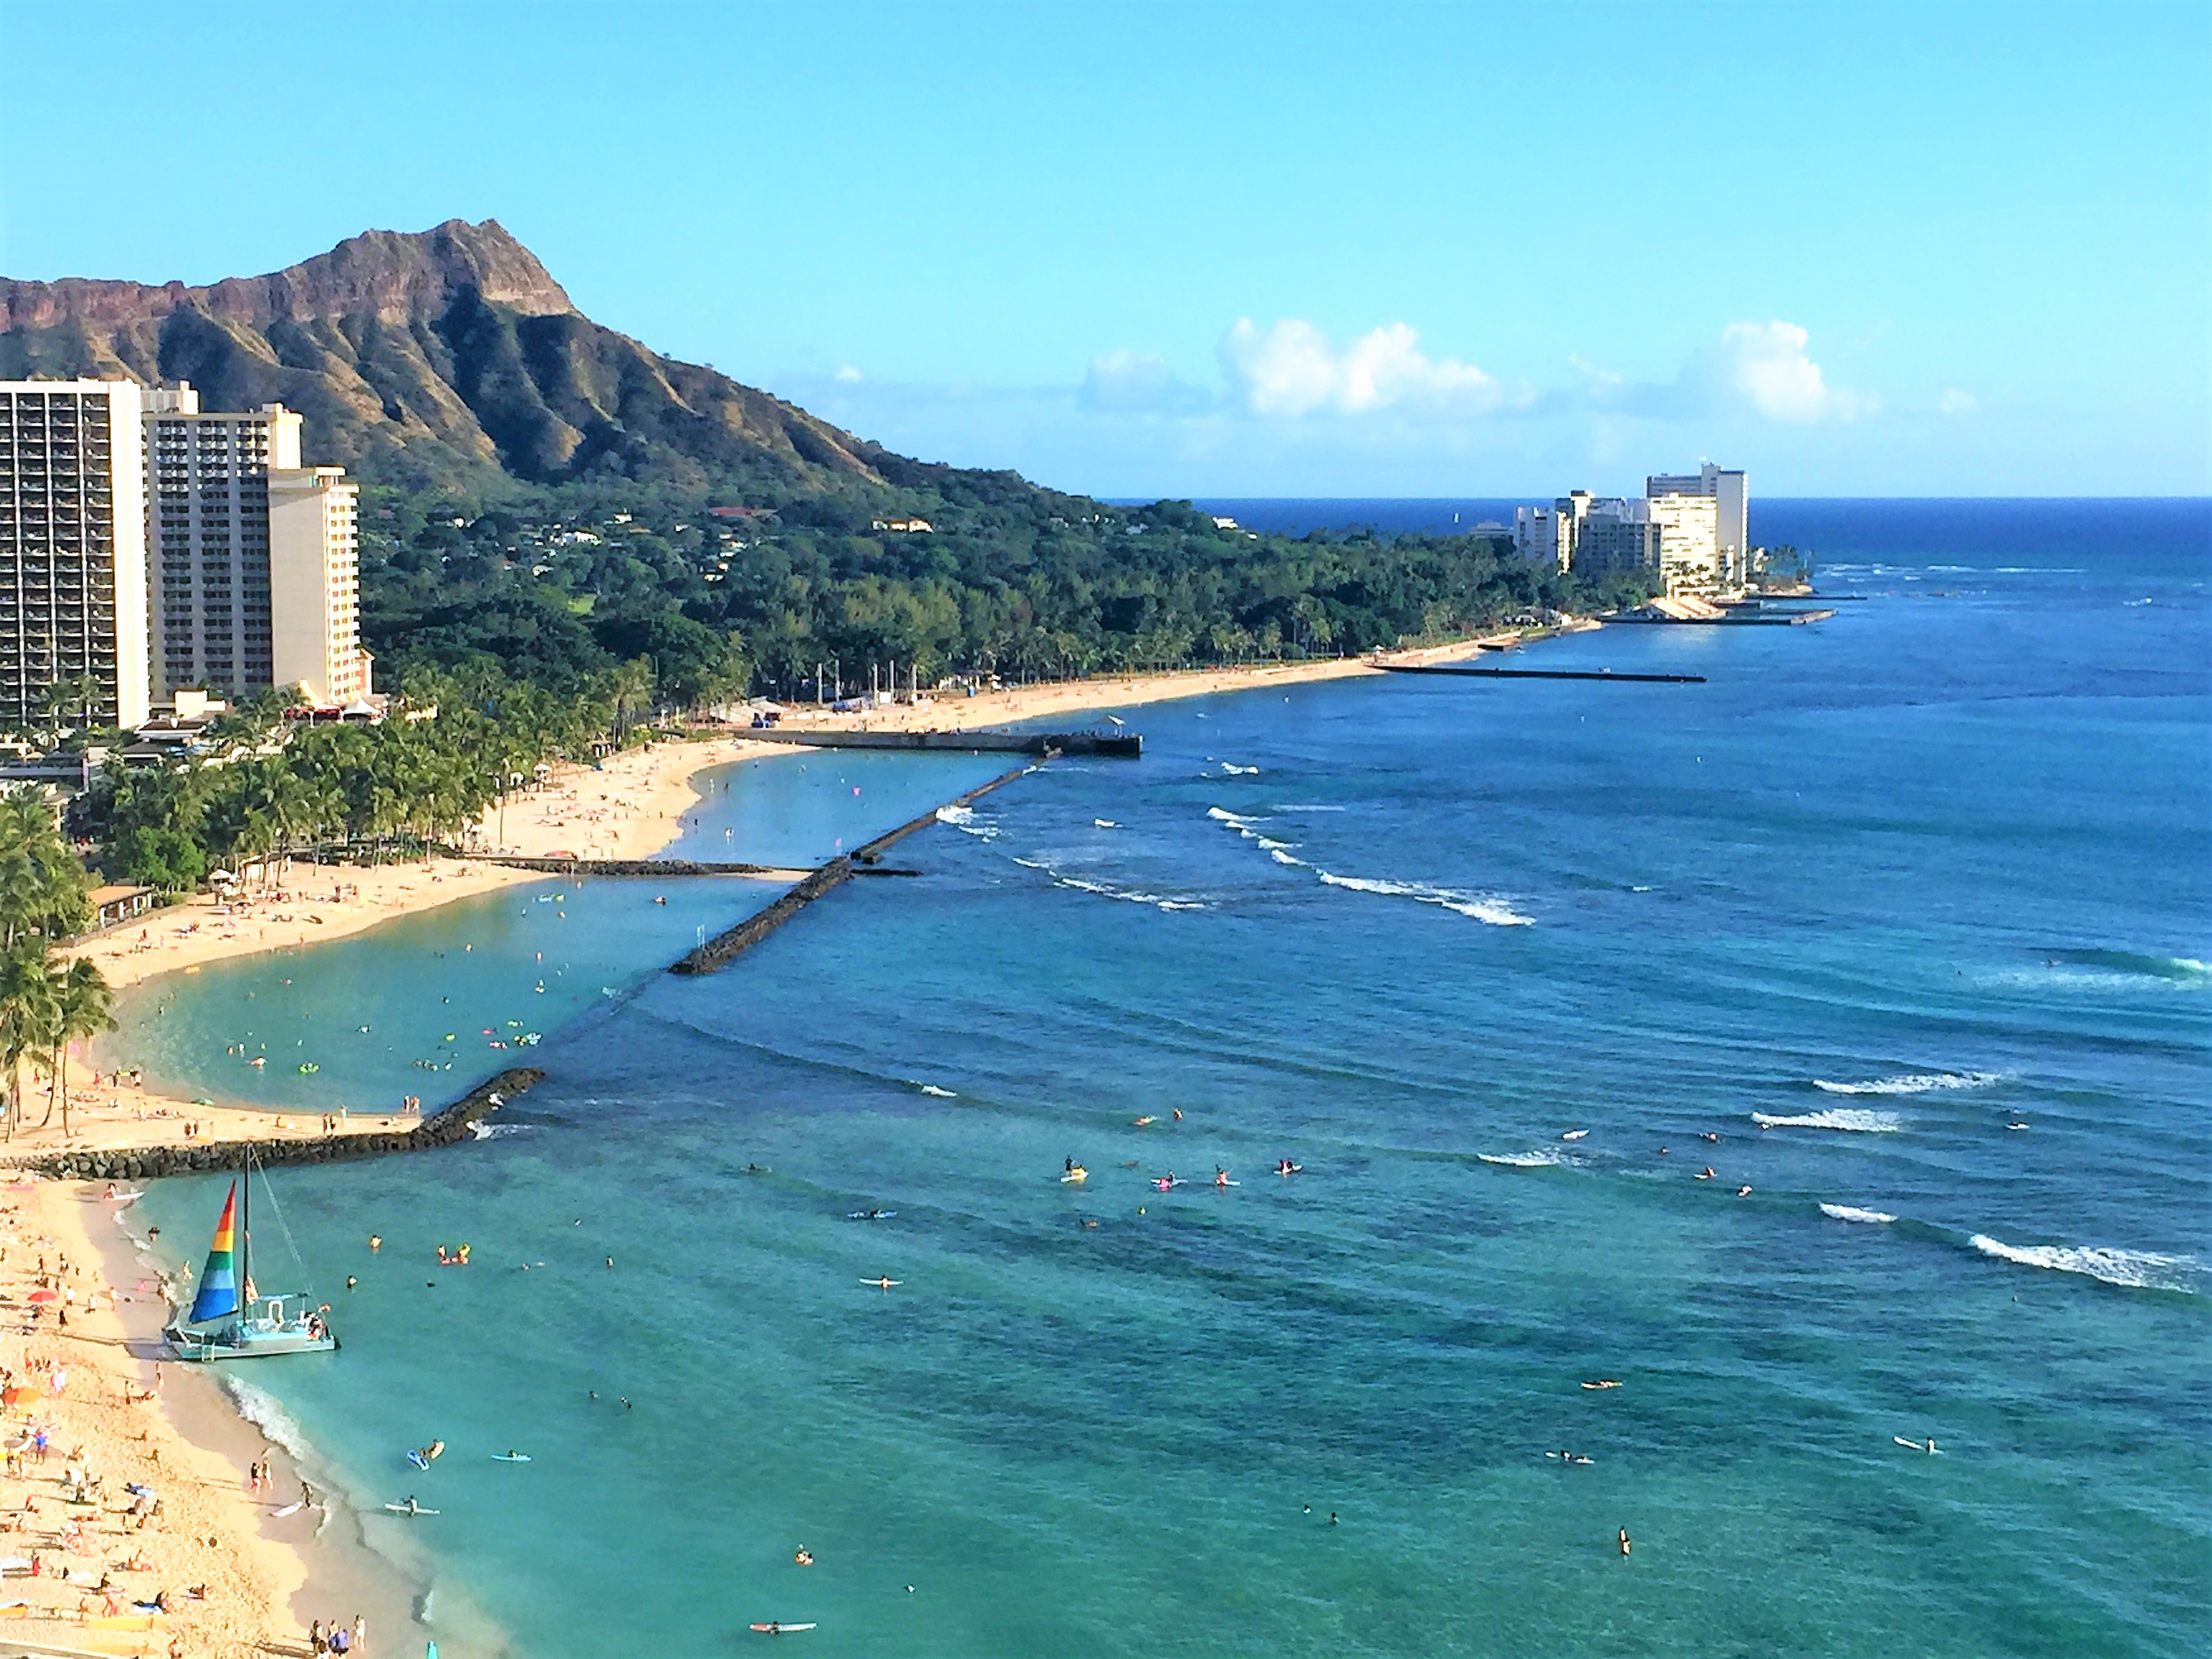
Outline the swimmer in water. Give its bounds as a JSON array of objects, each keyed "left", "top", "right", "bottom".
[
  {"left": 1700, "top": 1132, "right": 1720, "bottom": 1143},
  {"left": 794, "top": 1548, "right": 813, "bottom": 1566},
  {"left": 1697, "top": 1168, "right": 1716, "bottom": 1180},
  {"left": 369, "top": 1235, "right": 382, "bottom": 1252},
  {"left": 1736, "top": 1185, "right": 1753, "bottom": 1197},
  {"left": 1214, "top": 1166, "right": 1229, "bottom": 1187},
  {"left": 1619, "top": 1528, "right": 1631, "bottom": 1556}
]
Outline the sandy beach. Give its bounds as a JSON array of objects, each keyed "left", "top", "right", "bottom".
[{"left": 0, "top": 631, "right": 1567, "bottom": 1656}]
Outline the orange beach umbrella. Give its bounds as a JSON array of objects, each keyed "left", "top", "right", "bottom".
[{"left": 1, "top": 1385, "right": 39, "bottom": 1407}]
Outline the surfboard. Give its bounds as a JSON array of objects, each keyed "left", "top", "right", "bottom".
[
  {"left": 846, "top": 1210, "right": 897, "bottom": 1219},
  {"left": 271, "top": 1500, "right": 306, "bottom": 1517},
  {"left": 491, "top": 1453, "right": 532, "bottom": 1463},
  {"left": 1561, "top": 1130, "right": 1589, "bottom": 1141},
  {"left": 1212, "top": 1180, "right": 1240, "bottom": 1187},
  {"left": 407, "top": 1451, "right": 430, "bottom": 1470},
  {"left": 384, "top": 1504, "right": 440, "bottom": 1515},
  {"left": 860, "top": 1278, "right": 901, "bottom": 1287},
  {"left": 1893, "top": 1437, "right": 1941, "bottom": 1452},
  {"left": 1061, "top": 1171, "right": 1087, "bottom": 1183},
  {"left": 751, "top": 1624, "right": 817, "bottom": 1634}
]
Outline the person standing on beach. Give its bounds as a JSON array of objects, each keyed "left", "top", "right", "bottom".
[{"left": 352, "top": 1613, "right": 367, "bottom": 1654}]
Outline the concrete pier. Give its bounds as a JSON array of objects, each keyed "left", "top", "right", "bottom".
[
  {"left": 1380, "top": 664, "right": 1706, "bottom": 684},
  {"left": 15, "top": 1067, "right": 547, "bottom": 1180},
  {"left": 667, "top": 762, "right": 1040, "bottom": 974},
  {"left": 469, "top": 856, "right": 806, "bottom": 878},
  {"left": 743, "top": 728, "right": 1141, "bottom": 758}
]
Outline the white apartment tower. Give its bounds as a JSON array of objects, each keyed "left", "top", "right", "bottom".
[
  {"left": 1647, "top": 462, "right": 1748, "bottom": 584},
  {"left": 267, "top": 467, "right": 369, "bottom": 705},
  {"left": 0, "top": 380, "right": 151, "bottom": 731},
  {"left": 1643, "top": 491, "right": 1723, "bottom": 594},
  {"left": 144, "top": 384, "right": 369, "bottom": 706}
]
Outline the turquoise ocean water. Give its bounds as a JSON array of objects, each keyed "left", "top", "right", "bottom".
[{"left": 122, "top": 501, "right": 2208, "bottom": 1656}]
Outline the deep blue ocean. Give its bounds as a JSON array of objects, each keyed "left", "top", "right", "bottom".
[{"left": 119, "top": 501, "right": 2209, "bottom": 1656}]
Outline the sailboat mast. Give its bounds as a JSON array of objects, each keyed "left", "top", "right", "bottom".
[{"left": 240, "top": 1149, "right": 251, "bottom": 1303}]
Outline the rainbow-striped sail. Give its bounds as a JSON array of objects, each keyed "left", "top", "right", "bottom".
[{"left": 186, "top": 1182, "right": 241, "bottom": 1324}]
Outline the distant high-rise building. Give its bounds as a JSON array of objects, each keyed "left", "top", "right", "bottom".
[
  {"left": 143, "top": 384, "right": 368, "bottom": 706},
  {"left": 1515, "top": 491, "right": 1593, "bottom": 570},
  {"left": 1574, "top": 499, "right": 1661, "bottom": 576},
  {"left": 1646, "top": 462, "right": 1748, "bottom": 583},
  {"left": 1645, "top": 491, "right": 1723, "bottom": 593},
  {"left": 266, "top": 466, "right": 369, "bottom": 705},
  {"left": 0, "top": 380, "right": 151, "bottom": 731}
]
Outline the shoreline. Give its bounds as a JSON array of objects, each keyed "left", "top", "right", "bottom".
[{"left": 10, "top": 627, "right": 1576, "bottom": 1656}]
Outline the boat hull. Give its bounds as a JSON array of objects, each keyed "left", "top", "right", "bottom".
[{"left": 165, "top": 1324, "right": 339, "bottom": 1361}]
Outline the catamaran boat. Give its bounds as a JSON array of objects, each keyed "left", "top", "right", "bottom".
[{"left": 164, "top": 1158, "right": 337, "bottom": 1361}]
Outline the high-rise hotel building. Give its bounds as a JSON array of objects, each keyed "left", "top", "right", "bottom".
[
  {"left": 143, "top": 384, "right": 369, "bottom": 707},
  {"left": 0, "top": 380, "right": 152, "bottom": 730}
]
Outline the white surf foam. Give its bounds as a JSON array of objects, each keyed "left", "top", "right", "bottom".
[
  {"left": 1477, "top": 1149, "right": 1574, "bottom": 1168},
  {"left": 1016, "top": 858, "right": 1208, "bottom": 913},
  {"left": 1812, "top": 1071, "right": 2000, "bottom": 1096},
  {"left": 1820, "top": 1204, "right": 1898, "bottom": 1225},
  {"left": 1218, "top": 762, "right": 1261, "bottom": 775},
  {"left": 467, "top": 1122, "right": 531, "bottom": 1140},
  {"left": 1316, "top": 870, "right": 1534, "bottom": 926},
  {"left": 1754, "top": 1109, "right": 1904, "bottom": 1132},
  {"left": 1970, "top": 1235, "right": 2198, "bottom": 1293},
  {"left": 222, "top": 1377, "right": 314, "bottom": 1461},
  {"left": 1206, "top": 806, "right": 1264, "bottom": 836},
  {"left": 1093, "top": 819, "right": 1120, "bottom": 829},
  {"left": 935, "top": 805, "right": 998, "bottom": 840},
  {"left": 916, "top": 1084, "right": 958, "bottom": 1099}
]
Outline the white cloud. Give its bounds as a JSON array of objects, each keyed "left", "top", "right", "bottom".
[
  {"left": 1937, "top": 387, "right": 1978, "bottom": 416},
  {"left": 834, "top": 365, "right": 863, "bottom": 383},
  {"left": 1078, "top": 349, "right": 1214, "bottom": 415},
  {"left": 1705, "top": 320, "right": 1870, "bottom": 422},
  {"left": 1218, "top": 319, "right": 1497, "bottom": 417}
]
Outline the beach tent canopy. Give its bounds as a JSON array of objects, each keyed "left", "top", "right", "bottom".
[{"left": 24, "top": 1290, "right": 56, "bottom": 1305}]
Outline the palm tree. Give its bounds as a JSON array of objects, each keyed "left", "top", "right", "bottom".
[
  {"left": 39, "top": 957, "right": 115, "bottom": 1135},
  {"left": 0, "top": 947, "right": 56, "bottom": 1142}
]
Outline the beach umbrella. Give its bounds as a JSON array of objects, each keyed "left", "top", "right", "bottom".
[
  {"left": 25, "top": 1290, "right": 57, "bottom": 1304},
  {"left": 1, "top": 1386, "right": 38, "bottom": 1406}
]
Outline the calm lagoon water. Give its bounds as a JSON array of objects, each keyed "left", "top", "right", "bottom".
[{"left": 128, "top": 501, "right": 2209, "bottom": 1656}]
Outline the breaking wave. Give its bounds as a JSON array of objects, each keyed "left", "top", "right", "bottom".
[
  {"left": 1477, "top": 1149, "right": 1576, "bottom": 1168},
  {"left": 1820, "top": 1204, "right": 1898, "bottom": 1225},
  {"left": 1316, "top": 871, "right": 1534, "bottom": 926},
  {"left": 1217, "top": 762, "right": 1261, "bottom": 776},
  {"left": 1012, "top": 857, "right": 1208, "bottom": 913},
  {"left": 224, "top": 1378, "right": 314, "bottom": 1461},
  {"left": 1970, "top": 1235, "right": 2198, "bottom": 1293},
  {"left": 2046, "top": 949, "right": 2209, "bottom": 985},
  {"left": 1813, "top": 1071, "right": 2001, "bottom": 1096},
  {"left": 914, "top": 1083, "right": 958, "bottom": 1099},
  {"left": 1753, "top": 1109, "right": 1904, "bottom": 1132},
  {"left": 1206, "top": 806, "right": 1264, "bottom": 836},
  {"left": 935, "top": 804, "right": 998, "bottom": 840},
  {"left": 468, "top": 1122, "right": 531, "bottom": 1140}
]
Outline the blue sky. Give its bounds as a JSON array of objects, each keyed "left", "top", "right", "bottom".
[{"left": 4, "top": 1, "right": 2205, "bottom": 497}]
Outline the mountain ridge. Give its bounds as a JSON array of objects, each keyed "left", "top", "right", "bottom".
[{"left": 0, "top": 219, "right": 890, "bottom": 499}]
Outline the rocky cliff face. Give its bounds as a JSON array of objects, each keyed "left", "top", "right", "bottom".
[{"left": 0, "top": 220, "right": 882, "bottom": 498}]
